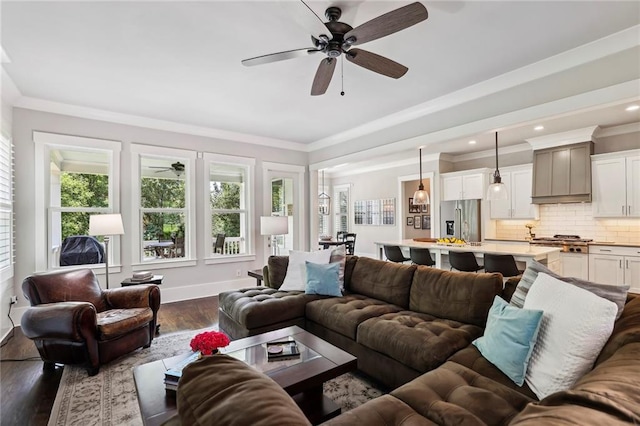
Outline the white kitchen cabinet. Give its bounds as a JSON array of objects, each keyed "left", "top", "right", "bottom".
[
  {"left": 559, "top": 252, "right": 589, "bottom": 280},
  {"left": 592, "top": 150, "right": 640, "bottom": 217},
  {"left": 490, "top": 165, "right": 539, "bottom": 219},
  {"left": 589, "top": 245, "right": 640, "bottom": 292},
  {"left": 441, "top": 171, "right": 487, "bottom": 201}
]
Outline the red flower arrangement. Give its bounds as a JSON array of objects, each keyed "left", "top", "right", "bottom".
[{"left": 190, "top": 330, "right": 230, "bottom": 356}]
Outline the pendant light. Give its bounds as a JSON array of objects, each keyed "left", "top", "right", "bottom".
[
  {"left": 486, "top": 131, "right": 508, "bottom": 201},
  {"left": 412, "top": 148, "right": 430, "bottom": 205},
  {"left": 318, "top": 170, "right": 331, "bottom": 215}
]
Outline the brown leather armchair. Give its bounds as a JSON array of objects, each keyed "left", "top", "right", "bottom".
[{"left": 21, "top": 268, "right": 161, "bottom": 375}]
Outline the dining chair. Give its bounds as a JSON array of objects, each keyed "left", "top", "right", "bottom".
[
  {"left": 336, "top": 231, "right": 347, "bottom": 242},
  {"left": 345, "top": 233, "right": 357, "bottom": 255},
  {"left": 409, "top": 248, "right": 436, "bottom": 267},
  {"left": 483, "top": 253, "right": 523, "bottom": 277},
  {"left": 384, "top": 245, "right": 410, "bottom": 263},
  {"left": 449, "top": 251, "right": 484, "bottom": 272},
  {"left": 214, "top": 234, "right": 226, "bottom": 254}
]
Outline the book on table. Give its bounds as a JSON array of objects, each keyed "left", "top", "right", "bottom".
[
  {"left": 164, "top": 351, "right": 201, "bottom": 391},
  {"left": 266, "top": 339, "right": 300, "bottom": 362}
]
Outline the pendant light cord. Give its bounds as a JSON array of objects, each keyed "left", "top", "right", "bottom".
[{"left": 494, "top": 132, "right": 499, "bottom": 172}]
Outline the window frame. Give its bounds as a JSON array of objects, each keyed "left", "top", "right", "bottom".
[
  {"left": 34, "top": 131, "right": 121, "bottom": 272},
  {"left": 333, "top": 184, "right": 351, "bottom": 235},
  {"left": 0, "top": 133, "right": 13, "bottom": 282},
  {"left": 203, "top": 152, "right": 256, "bottom": 265},
  {"left": 130, "top": 144, "right": 197, "bottom": 270}
]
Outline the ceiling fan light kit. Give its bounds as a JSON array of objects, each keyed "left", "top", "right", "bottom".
[{"left": 241, "top": 1, "right": 428, "bottom": 95}]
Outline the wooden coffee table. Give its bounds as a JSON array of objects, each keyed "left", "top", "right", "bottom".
[{"left": 133, "top": 326, "right": 357, "bottom": 426}]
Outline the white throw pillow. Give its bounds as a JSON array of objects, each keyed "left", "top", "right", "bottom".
[
  {"left": 523, "top": 272, "right": 617, "bottom": 399},
  {"left": 279, "top": 249, "right": 333, "bottom": 291}
]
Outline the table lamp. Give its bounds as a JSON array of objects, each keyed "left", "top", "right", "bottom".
[
  {"left": 260, "top": 216, "right": 289, "bottom": 256},
  {"left": 89, "top": 213, "right": 125, "bottom": 289}
]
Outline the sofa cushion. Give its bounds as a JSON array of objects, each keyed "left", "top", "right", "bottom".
[
  {"left": 357, "top": 311, "right": 483, "bottom": 373},
  {"left": 280, "top": 249, "right": 332, "bottom": 291},
  {"left": 265, "top": 256, "right": 289, "bottom": 289},
  {"left": 96, "top": 307, "right": 152, "bottom": 339},
  {"left": 348, "top": 257, "right": 416, "bottom": 308},
  {"left": 391, "top": 361, "right": 534, "bottom": 426},
  {"left": 321, "top": 394, "right": 438, "bottom": 426},
  {"left": 447, "top": 345, "right": 538, "bottom": 400},
  {"left": 523, "top": 273, "right": 617, "bottom": 399},
  {"left": 305, "top": 295, "right": 403, "bottom": 340},
  {"left": 472, "top": 296, "right": 543, "bottom": 386},
  {"left": 219, "top": 288, "right": 326, "bottom": 329},
  {"left": 511, "top": 342, "right": 640, "bottom": 425},
  {"left": 410, "top": 266, "right": 502, "bottom": 327},
  {"left": 177, "top": 354, "right": 311, "bottom": 426},
  {"left": 596, "top": 294, "right": 640, "bottom": 365},
  {"left": 305, "top": 261, "right": 341, "bottom": 297}
]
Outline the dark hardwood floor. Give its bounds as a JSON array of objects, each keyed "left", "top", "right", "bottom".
[{"left": 0, "top": 296, "right": 219, "bottom": 426}]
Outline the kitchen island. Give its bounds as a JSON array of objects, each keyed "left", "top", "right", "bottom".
[{"left": 374, "top": 239, "right": 561, "bottom": 271}]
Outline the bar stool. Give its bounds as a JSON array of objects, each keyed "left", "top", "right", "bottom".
[
  {"left": 449, "top": 251, "right": 484, "bottom": 272},
  {"left": 410, "top": 248, "right": 435, "bottom": 267},
  {"left": 484, "top": 254, "right": 524, "bottom": 277},
  {"left": 384, "top": 245, "right": 410, "bottom": 263}
]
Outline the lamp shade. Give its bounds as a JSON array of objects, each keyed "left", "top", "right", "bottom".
[
  {"left": 89, "top": 214, "right": 125, "bottom": 236},
  {"left": 260, "top": 216, "right": 288, "bottom": 236},
  {"left": 486, "top": 182, "right": 509, "bottom": 201}
]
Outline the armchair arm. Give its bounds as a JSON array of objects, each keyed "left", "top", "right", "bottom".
[
  {"left": 21, "top": 302, "right": 97, "bottom": 341},
  {"left": 104, "top": 284, "right": 160, "bottom": 312}
]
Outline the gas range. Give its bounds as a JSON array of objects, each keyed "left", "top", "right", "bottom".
[{"left": 529, "top": 234, "right": 593, "bottom": 253}]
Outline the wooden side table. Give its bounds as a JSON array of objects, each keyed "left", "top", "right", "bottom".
[{"left": 121, "top": 275, "right": 164, "bottom": 335}]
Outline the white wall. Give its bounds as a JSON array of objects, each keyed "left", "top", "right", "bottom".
[{"left": 11, "top": 108, "right": 308, "bottom": 321}]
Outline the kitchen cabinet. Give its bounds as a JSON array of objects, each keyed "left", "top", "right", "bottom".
[
  {"left": 532, "top": 142, "right": 593, "bottom": 204},
  {"left": 441, "top": 171, "right": 487, "bottom": 201},
  {"left": 490, "top": 165, "right": 539, "bottom": 219},
  {"left": 589, "top": 245, "right": 640, "bottom": 292},
  {"left": 592, "top": 150, "right": 640, "bottom": 217},
  {"left": 559, "top": 252, "right": 589, "bottom": 280}
]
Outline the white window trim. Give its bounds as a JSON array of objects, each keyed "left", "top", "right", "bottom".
[
  {"left": 130, "top": 143, "right": 197, "bottom": 269},
  {"left": 33, "top": 131, "right": 121, "bottom": 273},
  {"left": 203, "top": 152, "right": 256, "bottom": 264},
  {"left": 333, "top": 183, "right": 351, "bottom": 235},
  {"left": 0, "top": 133, "right": 13, "bottom": 282}
]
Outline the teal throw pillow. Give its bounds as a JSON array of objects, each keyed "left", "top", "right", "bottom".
[
  {"left": 473, "top": 295, "right": 543, "bottom": 386},
  {"left": 305, "top": 261, "right": 341, "bottom": 297}
]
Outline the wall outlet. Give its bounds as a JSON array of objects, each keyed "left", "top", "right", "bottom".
[
  {"left": 10, "top": 295, "right": 17, "bottom": 304},
  {"left": 236, "top": 269, "right": 241, "bottom": 277}
]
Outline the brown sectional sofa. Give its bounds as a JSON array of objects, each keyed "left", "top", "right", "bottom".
[{"left": 202, "top": 255, "right": 640, "bottom": 425}]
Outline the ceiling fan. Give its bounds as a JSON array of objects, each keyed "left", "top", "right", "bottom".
[
  {"left": 241, "top": 1, "right": 428, "bottom": 96},
  {"left": 149, "top": 162, "right": 185, "bottom": 177}
]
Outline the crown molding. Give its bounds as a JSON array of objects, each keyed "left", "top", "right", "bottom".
[
  {"left": 596, "top": 122, "right": 640, "bottom": 138},
  {"left": 307, "top": 25, "right": 640, "bottom": 152},
  {"left": 13, "top": 96, "right": 309, "bottom": 152},
  {"left": 451, "top": 143, "right": 532, "bottom": 163},
  {"left": 526, "top": 126, "right": 600, "bottom": 150}
]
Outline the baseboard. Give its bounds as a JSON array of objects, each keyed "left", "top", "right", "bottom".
[
  {"left": 8, "top": 278, "right": 256, "bottom": 326},
  {"left": 1, "top": 327, "right": 13, "bottom": 345}
]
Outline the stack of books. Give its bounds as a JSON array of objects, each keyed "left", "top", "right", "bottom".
[
  {"left": 131, "top": 271, "right": 154, "bottom": 282},
  {"left": 164, "top": 352, "right": 201, "bottom": 392},
  {"left": 266, "top": 340, "right": 300, "bottom": 362}
]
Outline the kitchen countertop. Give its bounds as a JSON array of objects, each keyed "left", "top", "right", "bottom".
[
  {"left": 589, "top": 242, "right": 640, "bottom": 248},
  {"left": 484, "top": 238, "right": 530, "bottom": 243}
]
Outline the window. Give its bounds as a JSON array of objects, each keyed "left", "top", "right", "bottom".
[
  {"left": 34, "top": 132, "right": 121, "bottom": 271},
  {"left": 318, "top": 183, "right": 330, "bottom": 237},
  {"left": 131, "top": 144, "right": 196, "bottom": 266},
  {"left": 334, "top": 185, "right": 350, "bottom": 234},
  {"left": 0, "top": 134, "right": 13, "bottom": 281},
  {"left": 204, "top": 153, "right": 255, "bottom": 262}
]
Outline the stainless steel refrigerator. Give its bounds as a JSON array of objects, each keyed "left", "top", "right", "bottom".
[{"left": 440, "top": 200, "right": 481, "bottom": 242}]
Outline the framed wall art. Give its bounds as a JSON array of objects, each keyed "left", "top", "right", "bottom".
[
  {"left": 413, "top": 215, "right": 421, "bottom": 229},
  {"left": 422, "top": 215, "right": 431, "bottom": 230},
  {"left": 406, "top": 217, "right": 414, "bottom": 226},
  {"left": 408, "top": 198, "right": 421, "bottom": 213}
]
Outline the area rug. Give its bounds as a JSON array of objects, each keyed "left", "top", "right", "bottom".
[{"left": 48, "top": 329, "right": 384, "bottom": 426}]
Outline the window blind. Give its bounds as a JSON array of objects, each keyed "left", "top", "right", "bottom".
[{"left": 0, "top": 134, "right": 13, "bottom": 275}]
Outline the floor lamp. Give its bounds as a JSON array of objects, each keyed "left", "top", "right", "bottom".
[
  {"left": 260, "top": 216, "right": 289, "bottom": 256},
  {"left": 89, "top": 213, "right": 125, "bottom": 289}
]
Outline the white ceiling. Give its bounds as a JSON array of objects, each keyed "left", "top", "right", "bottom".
[{"left": 2, "top": 1, "right": 640, "bottom": 155}]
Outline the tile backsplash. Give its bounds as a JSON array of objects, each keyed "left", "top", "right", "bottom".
[{"left": 495, "top": 203, "right": 640, "bottom": 243}]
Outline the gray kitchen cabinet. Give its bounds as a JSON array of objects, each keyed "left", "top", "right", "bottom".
[{"left": 532, "top": 142, "right": 593, "bottom": 204}]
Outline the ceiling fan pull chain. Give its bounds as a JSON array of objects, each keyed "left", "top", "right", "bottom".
[{"left": 340, "top": 55, "right": 345, "bottom": 96}]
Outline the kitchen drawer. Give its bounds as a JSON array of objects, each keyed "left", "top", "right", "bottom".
[{"left": 590, "top": 245, "right": 640, "bottom": 257}]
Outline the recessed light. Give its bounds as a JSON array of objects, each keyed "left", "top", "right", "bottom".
[
  {"left": 468, "top": 140, "right": 476, "bottom": 145},
  {"left": 626, "top": 105, "right": 639, "bottom": 112},
  {"left": 534, "top": 125, "right": 544, "bottom": 131}
]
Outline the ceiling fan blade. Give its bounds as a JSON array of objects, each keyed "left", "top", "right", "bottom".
[
  {"left": 241, "top": 48, "right": 319, "bottom": 67},
  {"left": 279, "top": 0, "right": 333, "bottom": 41},
  {"left": 344, "top": 2, "right": 428, "bottom": 46},
  {"left": 345, "top": 48, "right": 408, "bottom": 79},
  {"left": 311, "top": 58, "right": 337, "bottom": 96}
]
